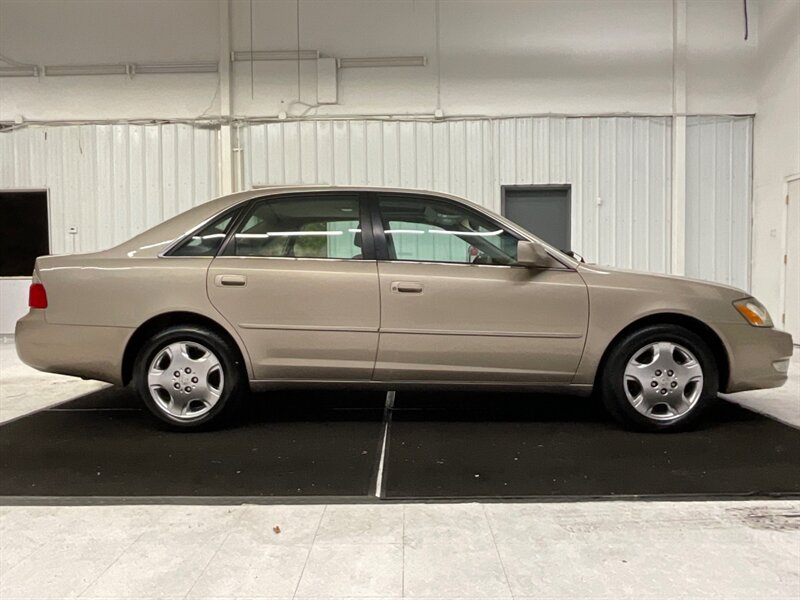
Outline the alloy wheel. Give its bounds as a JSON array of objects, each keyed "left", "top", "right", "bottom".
[
  {"left": 147, "top": 341, "right": 224, "bottom": 421},
  {"left": 623, "top": 341, "right": 704, "bottom": 421}
]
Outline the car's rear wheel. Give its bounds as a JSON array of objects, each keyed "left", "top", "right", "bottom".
[
  {"left": 599, "top": 324, "right": 718, "bottom": 432},
  {"left": 133, "top": 325, "right": 244, "bottom": 430}
]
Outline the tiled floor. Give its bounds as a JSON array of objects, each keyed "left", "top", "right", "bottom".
[
  {"left": 1, "top": 501, "right": 799, "bottom": 599},
  {"left": 1, "top": 340, "right": 799, "bottom": 598}
]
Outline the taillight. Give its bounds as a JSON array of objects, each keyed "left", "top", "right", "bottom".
[{"left": 29, "top": 283, "right": 48, "bottom": 309}]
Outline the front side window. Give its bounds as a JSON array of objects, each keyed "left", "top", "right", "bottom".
[
  {"left": 169, "top": 209, "right": 238, "bottom": 256},
  {"left": 378, "top": 195, "right": 519, "bottom": 265},
  {"left": 232, "top": 195, "right": 364, "bottom": 259}
]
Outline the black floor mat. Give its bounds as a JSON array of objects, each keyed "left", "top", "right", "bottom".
[
  {"left": 383, "top": 392, "right": 800, "bottom": 499},
  {"left": 1, "top": 387, "right": 798, "bottom": 500},
  {"left": 0, "top": 387, "right": 385, "bottom": 497}
]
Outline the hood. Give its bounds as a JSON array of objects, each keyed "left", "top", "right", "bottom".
[
  {"left": 576, "top": 263, "right": 752, "bottom": 327},
  {"left": 578, "top": 263, "right": 747, "bottom": 298}
]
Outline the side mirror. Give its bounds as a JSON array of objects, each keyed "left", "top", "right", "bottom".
[{"left": 516, "top": 240, "right": 552, "bottom": 268}]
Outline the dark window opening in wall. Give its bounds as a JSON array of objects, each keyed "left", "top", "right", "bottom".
[
  {"left": 501, "top": 185, "right": 572, "bottom": 252},
  {"left": 0, "top": 191, "right": 50, "bottom": 277}
]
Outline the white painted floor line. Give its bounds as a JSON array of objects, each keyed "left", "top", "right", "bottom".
[{"left": 374, "top": 390, "right": 396, "bottom": 498}]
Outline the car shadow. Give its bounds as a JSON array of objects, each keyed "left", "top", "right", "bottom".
[{"left": 41, "top": 384, "right": 767, "bottom": 430}]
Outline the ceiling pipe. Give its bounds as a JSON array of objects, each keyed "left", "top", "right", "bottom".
[
  {"left": 41, "top": 62, "right": 218, "bottom": 77},
  {"left": 0, "top": 65, "right": 38, "bottom": 77}
]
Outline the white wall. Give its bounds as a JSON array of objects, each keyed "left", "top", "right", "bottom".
[
  {"left": 0, "top": 0, "right": 221, "bottom": 121},
  {"left": 0, "top": 124, "right": 220, "bottom": 254},
  {"left": 685, "top": 0, "right": 758, "bottom": 114},
  {"left": 1, "top": 0, "right": 758, "bottom": 121},
  {"left": 751, "top": 0, "right": 800, "bottom": 323},
  {"left": 0, "top": 278, "right": 29, "bottom": 335},
  {"left": 685, "top": 115, "right": 753, "bottom": 291},
  {"left": 0, "top": 0, "right": 777, "bottom": 334},
  {"left": 242, "top": 116, "right": 674, "bottom": 272}
]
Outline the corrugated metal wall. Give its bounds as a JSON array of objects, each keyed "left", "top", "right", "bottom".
[
  {"left": 241, "top": 117, "right": 673, "bottom": 272},
  {"left": 0, "top": 124, "right": 219, "bottom": 254},
  {"left": 685, "top": 115, "right": 752, "bottom": 290},
  {"left": 0, "top": 115, "right": 751, "bottom": 283}
]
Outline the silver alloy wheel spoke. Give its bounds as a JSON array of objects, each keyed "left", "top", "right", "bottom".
[
  {"left": 623, "top": 340, "right": 704, "bottom": 422},
  {"left": 146, "top": 340, "right": 225, "bottom": 421}
]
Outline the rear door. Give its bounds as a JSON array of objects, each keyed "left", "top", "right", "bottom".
[
  {"left": 372, "top": 192, "right": 589, "bottom": 383},
  {"left": 207, "top": 192, "right": 380, "bottom": 381}
]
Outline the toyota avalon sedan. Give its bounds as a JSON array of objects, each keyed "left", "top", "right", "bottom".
[{"left": 16, "top": 186, "right": 793, "bottom": 431}]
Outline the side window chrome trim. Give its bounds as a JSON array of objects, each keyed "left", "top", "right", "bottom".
[
  {"left": 377, "top": 259, "right": 571, "bottom": 270},
  {"left": 214, "top": 255, "right": 377, "bottom": 263}
]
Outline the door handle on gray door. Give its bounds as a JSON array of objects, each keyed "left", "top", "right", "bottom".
[
  {"left": 215, "top": 274, "right": 247, "bottom": 287},
  {"left": 391, "top": 281, "right": 424, "bottom": 294}
]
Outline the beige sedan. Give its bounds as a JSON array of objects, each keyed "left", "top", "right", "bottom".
[{"left": 16, "top": 187, "right": 793, "bottom": 431}]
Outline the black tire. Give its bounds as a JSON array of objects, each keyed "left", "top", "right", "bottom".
[
  {"left": 133, "top": 325, "right": 246, "bottom": 430},
  {"left": 598, "top": 324, "right": 718, "bottom": 432}
]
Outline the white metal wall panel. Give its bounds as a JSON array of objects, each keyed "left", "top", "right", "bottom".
[
  {"left": 0, "top": 116, "right": 750, "bottom": 285},
  {"left": 242, "top": 116, "right": 673, "bottom": 272},
  {"left": 685, "top": 115, "right": 752, "bottom": 290},
  {"left": 0, "top": 124, "right": 219, "bottom": 254}
]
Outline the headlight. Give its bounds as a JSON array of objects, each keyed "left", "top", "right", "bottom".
[{"left": 733, "top": 298, "right": 773, "bottom": 327}]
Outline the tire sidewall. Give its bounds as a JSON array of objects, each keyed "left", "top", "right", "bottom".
[
  {"left": 133, "top": 325, "right": 244, "bottom": 430},
  {"left": 600, "top": 325, "right": 719, "bottom": 432}
]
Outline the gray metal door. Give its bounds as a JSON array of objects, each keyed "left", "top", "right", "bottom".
[{"left": 502, "top": 186, "right": 571, "bottom": 252}]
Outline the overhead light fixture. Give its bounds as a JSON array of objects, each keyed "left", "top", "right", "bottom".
[
  {"left": 337, "top": 56, "right": 427, "bottom": 68},
  {"left": 232, "top": 50, "right": 319, "bottom": 62},
  {"left": 44, "top": 64, "right": 129, "bottom": 76},
  {"left": 132, "top": 62, "right": 218, "bottom": 74},
  {"left": 0, "top": 65, "right": 39, "bottom": 77}
]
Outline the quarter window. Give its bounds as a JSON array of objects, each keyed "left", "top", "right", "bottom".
[
  {"left": 232, "top": 195, "right": 364, "bottom": 259},
  {"left": 169, "top": 210, "right": 238, "bottom": 256},
  {"left": 378, "top": 195, "right": 519, "bottom": 265}
]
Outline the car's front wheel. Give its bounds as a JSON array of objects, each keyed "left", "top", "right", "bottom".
[
  {"left": 133, "top": 325, "right": 244, "bottom": 430},
  {"left": 599, "top": 324, "right": 718, "bottom": 432}
]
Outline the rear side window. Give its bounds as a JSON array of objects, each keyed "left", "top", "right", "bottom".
[
  {"left": 232, "top": 195, "right": 364, "bottom": 259},
  {"left": 169, "top": 209, "right": 239, "bottom": 256}
]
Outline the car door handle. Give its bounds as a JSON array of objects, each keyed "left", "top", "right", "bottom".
[
  {"left": 215, "top": 274, "right": 247, "bottom": 287},
  {"left": 391, "top": 281, "right": 424, "bottom": 294}
]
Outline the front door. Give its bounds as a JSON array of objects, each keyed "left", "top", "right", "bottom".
[
  {"left": 372, "top": 193, "right": 589, "bottom": 383},
  {"left": 207, "top": 192, "right": 380, "bottom": 381}
]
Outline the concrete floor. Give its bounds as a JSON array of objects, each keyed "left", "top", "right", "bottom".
[
  {"left": 0, "top": 336, "right": 108, "bottom": 424},
  {"left": 1, "top": 501, "right": 799, "bottom": 599},
  {"left": 1, "top": 339, "right": 798, "bottom": 598},
  {"left": 720, "top": 351, "right": 800, "bottom": 427}
]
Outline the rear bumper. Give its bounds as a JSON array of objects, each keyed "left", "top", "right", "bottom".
[
  {"left": 15, "top": 310, "right": 132, "bottom": 385},
  {"left": 716, "top": 322, "right": 794, "bottom": 393}
]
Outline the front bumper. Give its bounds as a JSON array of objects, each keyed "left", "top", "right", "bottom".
[
  {"left": 15, "top": 310, "right": 132, "bottom": 385},
  {"left": 715, "top": 322, "right": 794, "bottom": 393}
]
